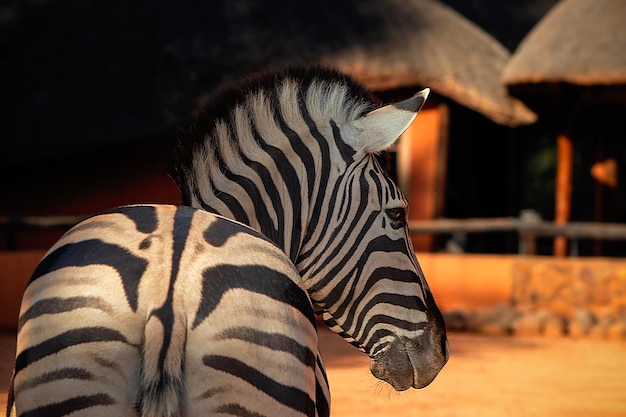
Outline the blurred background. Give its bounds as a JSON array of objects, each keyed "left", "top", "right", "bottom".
[
  {"left": 1, "top": 0, "right": 625, "bottom": 256},
  {"left": 2, "top": 0, "right": 626, "bottom": 328},
  {"left": 1, "top": 1, "right": 626, "bottom": 415}
]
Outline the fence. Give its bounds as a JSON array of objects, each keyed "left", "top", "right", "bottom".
[
  {"left": 2, "top": 212, "right": 626, "bottom": 256},
  {"left": 0, "top": 215, "right": 87, "bottom": 250},
  {"left": 409, "top": 211, "right": 626, "bottom": 256}
]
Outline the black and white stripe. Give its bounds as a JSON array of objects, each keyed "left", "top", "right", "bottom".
[{"left": 9, "top": 205, "right": 321, "bottom": 416}]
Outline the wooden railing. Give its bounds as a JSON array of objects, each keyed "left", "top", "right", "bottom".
[
  {"left": 2, "top": 213, "right": 626, "bottom": 256},
  {"left": 0, "top": 215, "right": 87, "bottom": 250},
  {"left": 409, "top": 212, "right": 626, "bottom": 256},
  {"left": 0, "top": 215, "right": 87, "bottom": 229}
]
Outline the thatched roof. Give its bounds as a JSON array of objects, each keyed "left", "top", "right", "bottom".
[
  {"left": 168, "top": 0, "right": 537, "bottom": 126},
  {"left": 502, "top": 0, "right": 626, "bottom": 86},
  {"left": 214, "top": 0, "right": 537, "bottom": 127},
  {"left": 1, "top": 0, "right": 535, "bottom": 165},
  {"left": 440, "top": 0, "right": 561, "bottom": 52},
  {"left": 320, "top": 0, "right": 537, "bottom": 127}
]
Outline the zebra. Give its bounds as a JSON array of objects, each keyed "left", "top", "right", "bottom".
[
  {"left": 173, "top": 67, "right": 448, "bottom": 397},
  {"left": 8, "top": 66, "right": 448, "bottom": 416}
]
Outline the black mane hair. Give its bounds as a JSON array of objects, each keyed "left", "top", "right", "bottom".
[{"left": 170, "top": 65, "right": 380, "bottom": 200}]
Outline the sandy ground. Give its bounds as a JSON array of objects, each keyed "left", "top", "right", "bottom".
[
  {"left": 319, "top": 329, "right": 626, "bottom": 417},
  {"left": 2, "top": 328, "right": 625, "bottom": 416}
]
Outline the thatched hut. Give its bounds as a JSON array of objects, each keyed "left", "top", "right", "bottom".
[{"left": 503, "top": 0, "right": 626, "bottom": 256}]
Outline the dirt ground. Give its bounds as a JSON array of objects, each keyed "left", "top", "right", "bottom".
[{"left": 2, "top": 328, "right": 625, "bottom": 416}]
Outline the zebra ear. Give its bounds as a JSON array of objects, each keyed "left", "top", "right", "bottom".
[{"left": 343, "top": 88, "right": 430, "bottom": 153}]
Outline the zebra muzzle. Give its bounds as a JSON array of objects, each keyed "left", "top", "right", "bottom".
[{"left": 369, "top": 331, "right": 449, "bottom": 390}]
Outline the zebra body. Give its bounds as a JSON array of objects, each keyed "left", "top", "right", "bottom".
[
  {"left": 9, "top": 66, "right": 448, "bottom": 416},
  {"left": 9, "top": 205, "right": 323, "bottom": 416}
]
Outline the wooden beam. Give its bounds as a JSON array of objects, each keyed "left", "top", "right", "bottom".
[
  {"left": 398, "top": 104, "right": 448, "bottom": 251},
  {"left": 554, "top": 133, "right": 573, "bottom": 256}
]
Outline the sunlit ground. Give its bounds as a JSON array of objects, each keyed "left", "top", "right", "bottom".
[
  {"left": 1, "top": 328, "right": 625, "bottom": 416},
  {"left": 318, "top": 327, "right": 626, "bottom": 417}
]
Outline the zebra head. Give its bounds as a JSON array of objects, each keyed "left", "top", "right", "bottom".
[
  {"left": 296, "top": 87, "right": 449, "bottom": 391},
  {"left": 173, "top": 67, "right": 448, "bottom": 391}
]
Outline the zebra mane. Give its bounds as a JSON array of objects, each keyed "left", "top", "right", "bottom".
[
  {"left": 171, "top": 66, "right": 378, "bottom": 204},
  {"left": 195, "top": 66, "right": 377, "bottom": 129}
]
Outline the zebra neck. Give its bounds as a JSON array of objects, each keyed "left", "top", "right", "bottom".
[
  {"left": 192, "top": 149, "right": 331, "bottom": 266},
  {"left": 183, "top": 76, "right": 363, "bottom": 267}
]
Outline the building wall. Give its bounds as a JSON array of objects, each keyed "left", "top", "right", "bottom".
[{"left": 1, "top": 138, "right": 181, "bottom": 250}]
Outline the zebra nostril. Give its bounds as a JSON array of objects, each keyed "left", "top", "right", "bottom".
[{"left": 441, "top": 337, "right": 450, "bottom": 359}]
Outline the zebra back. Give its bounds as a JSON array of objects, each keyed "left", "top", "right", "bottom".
[{"left": 10, "top": 205, "right": 323, "bottom": 417}]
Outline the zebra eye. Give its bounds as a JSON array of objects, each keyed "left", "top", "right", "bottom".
[{"left": 385, "top": 208, "right": 406, "bottom": 229}]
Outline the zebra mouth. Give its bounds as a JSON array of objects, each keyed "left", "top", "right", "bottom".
[
  {"left": 369, "top": 336, "right": 448, "bottom": 390},
  {"left": 369, "top": 348, "right": 414, "bottom": 391}
]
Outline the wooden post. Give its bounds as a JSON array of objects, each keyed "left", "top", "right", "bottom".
[
  {"left": 398, "top": 104, "right": 448, "bottom": 252},
  {"left": 554, "top": 133, "right": 573, "bottom": 256}
]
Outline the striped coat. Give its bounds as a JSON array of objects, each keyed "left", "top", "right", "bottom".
[{"left": 10, "top": 205, "right": 323, "bottom": 416}]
